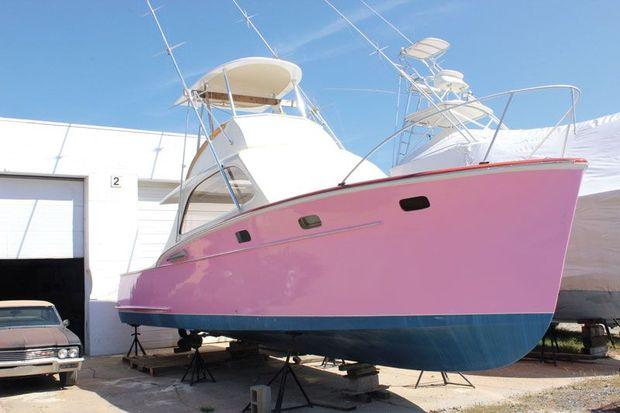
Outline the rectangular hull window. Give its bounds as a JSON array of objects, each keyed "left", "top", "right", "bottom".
[
  {"left": 399, "top": 196, "right": 430, "bottom": 211},
  {"left": 235, "top": 230, "right": 251, "bottom": 243},
  {"left": 298, "top": 215, "right": 322, "bottom": 229}
]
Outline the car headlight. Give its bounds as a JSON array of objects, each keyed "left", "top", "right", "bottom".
[
  {"left": 68, "top": 347, "right": 79, "bottom": 358},
  {"left": 57, "top": 348, "right": 68, "bottom": 359}
]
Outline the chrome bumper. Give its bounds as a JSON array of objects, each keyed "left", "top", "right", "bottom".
[{"left": 0, "top": 357, "right": 83, "bottom": 378}]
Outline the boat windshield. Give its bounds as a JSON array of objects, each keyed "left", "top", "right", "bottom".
[
  {"left": 0, "top": 306, "right": 62, "bottom": 328},
  {"left": 181, "top": 166, "right": 254, "bottom": 234}
]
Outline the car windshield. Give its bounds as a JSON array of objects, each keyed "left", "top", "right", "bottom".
[{"left": 0, "top": 306, "right": 61, "bottom": 328}]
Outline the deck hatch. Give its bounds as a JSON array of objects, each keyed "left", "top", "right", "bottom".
[
  {"left": 298, "top": 215, "right": 322, "bottom": 229},
  {"left": 399, "top": 196, "right": 430, "bottom": 212}
]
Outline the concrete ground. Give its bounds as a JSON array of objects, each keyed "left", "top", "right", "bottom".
[{"left": 0, "top": 344, "right": 619, "bottom": 413}]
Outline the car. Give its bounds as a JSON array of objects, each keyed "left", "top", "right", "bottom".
[{"left": 0, "top": 300, "right": 83, "bottom": 386}]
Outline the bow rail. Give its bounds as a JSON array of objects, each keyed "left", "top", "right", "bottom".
[{"left": 339, "top": 84, "right": 580, "bottom": 186}]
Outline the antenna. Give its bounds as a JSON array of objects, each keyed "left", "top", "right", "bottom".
[
  {"left": 144, "top": 0, "right": 241, "bottom": 212},
  {"left": 358, "top": 0, "right": 414, "bottom": 45},
  {"left": 229, "top": 0, "right": 343, "bottom": 147},
  {"left": 321, "top": 0, "right": 475, "bottom": 142},
  {"left": 231, "top": 0, "right": 279, "bottom": 58}
]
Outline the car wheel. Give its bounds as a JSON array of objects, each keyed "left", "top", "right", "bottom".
[{"left": 59, "top": 371, "right": 78, "bottom": 387}]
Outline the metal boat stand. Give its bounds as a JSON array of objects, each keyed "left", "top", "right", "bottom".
[
  {"left": 321, "top": 356, "right": 346, "bottom": 368},
  {"left": 414, "top": 371, "right": 475, "bottom": 389},
  {"left": 242, "top": 350, "right": 312, "bottom": 412},
  {"left": 243, "top": 336, "right": 354, "bottom": 413},
  {"left": 603, "top": 321, "right": 616, "bottom": 349},
  {"left": 181, "top": 346, "right": 216, "bottom": 386},
  {"left": 178, "top": 331, "right": 215, "bottom": 386},
  {"left": 126, "top": 325, "right": 147, "bottom": 358},
  {"left": 539, "top": 325, "right": 561, "bottom": 365}
]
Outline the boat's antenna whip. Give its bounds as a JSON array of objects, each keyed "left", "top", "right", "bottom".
[
  {"left": 231, "top": 0, "right": 278, "bottom": 57},
  {"left": 321, "top": 0, "right": 475, "bottom": 142},
  {"left": 359, "top": 0, "right": 413, "bottom": 45},
  {"left": 230, "top": 0, "right": 343, "bottom": 147},
  {"left": 357, "top": 0, "right": 430, "bottom": 74},
  {"left": 144, "top": 0, "right": 241, "bottom": 212}
]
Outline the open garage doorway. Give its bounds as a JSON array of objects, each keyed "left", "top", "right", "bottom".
[{"left": 0, "top": 258, "right": 85, "bottom": 343}]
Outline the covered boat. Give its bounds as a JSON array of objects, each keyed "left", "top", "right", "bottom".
[{"left": 117, "top": 57, "right": 586, "bottom": 371}]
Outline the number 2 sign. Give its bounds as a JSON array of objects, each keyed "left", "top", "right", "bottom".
[{"left": 110, "top": 176, "right": 122, "bottom": 188}]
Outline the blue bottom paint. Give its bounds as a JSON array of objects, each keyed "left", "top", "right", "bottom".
[{"left": 119, "top": 312, "right": 552, "bottom": 371}]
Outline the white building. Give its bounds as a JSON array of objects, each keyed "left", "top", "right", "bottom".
[{"left": 0, "top": 116, "right": 200, "bottom": 355}]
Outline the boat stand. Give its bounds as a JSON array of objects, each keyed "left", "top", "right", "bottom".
[
  {"left": 539, "top": 325, "right": 561, "bottom": 365},
  {"left": 603, "top": 321, "right": 616, "bottom": 349},
  {"left": 181, "top": 342, "right": 215, "bottom": 386},
  {"left": 321, "top": 356, "right": 345, "bottom": 368},
  {"left": 414, "top": 371, "right": 474, "bottom": 389},
  {"left": 243, "top": 349, "right": 354, "bottom": 413},
  {"left": 126, "top": 325, "right": 147, "bottom": 358},
  {"left": 243, "top": 351, "right": 312, "bottom": 412}
]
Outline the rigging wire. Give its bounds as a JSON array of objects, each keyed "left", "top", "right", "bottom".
[
  {"left": 358, "top": 0, "right": 414, "bottom": 45},
  {"left": 229, "top": 0, "right": 343, "bottom": 147},
  {"left": 321, "top": 0, "right": 476, "bottom": 145},
  {"left": 144, "top": 0, "right": 241, "bottom": 210}
]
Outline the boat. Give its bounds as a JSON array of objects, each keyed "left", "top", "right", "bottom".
[{"left": 116, "top": 50, "right": 587, "bottom": 371}]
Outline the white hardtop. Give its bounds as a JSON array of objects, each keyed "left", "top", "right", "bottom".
[
  {"left": 403, "top": 37, "right": 450, "bottom": 60},
  {"left": 175, "top": 57, "right": 302, "bottom": 112}
]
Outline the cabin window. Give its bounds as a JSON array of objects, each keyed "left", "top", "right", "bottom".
[
  {"left": 399, "top": 196, "right": 430, "bottom": 212},
  {"left": 298, "top": 215, "right": 322, "bottom": 229},
  {"left": 235, "top": 230, "right": 251, "bottom": 243},
  {"left": 181, "top": 166, "right": 254, "bottom": 234}
]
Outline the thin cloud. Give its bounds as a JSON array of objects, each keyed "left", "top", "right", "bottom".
[
  {"left": 397, "top": 1, "right": 464, "bottom": 34},
  {"left": 325, "top": 87, "right": 397, "bottom": 95},
  {"left": 276, "top": 0, "right": 410, "bottom": 55},
  {"left": 293, "top": 42, "right": 362, "bottom": 64}
]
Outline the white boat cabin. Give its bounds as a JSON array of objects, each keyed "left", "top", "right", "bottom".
[{"left": 163, "top": 57, "right": 385, "bottom": 247}]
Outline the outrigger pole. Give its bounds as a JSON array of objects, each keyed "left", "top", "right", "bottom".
[
  {"left": 322, "top": 0, "right": 476, "bottom": 143},
  {"left": 229, "top": 0, "right": 343, "bottom": 148},
  {"left": 359, "top": 0, "right": 414, "bottom": 46},
  {"left": 144, "top": 0, "right": 241, "bottom": 213}
]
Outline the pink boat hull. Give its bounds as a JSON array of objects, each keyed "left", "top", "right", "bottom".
[{"left": 118, "top": 159, "right": 585, "bottom": 371}]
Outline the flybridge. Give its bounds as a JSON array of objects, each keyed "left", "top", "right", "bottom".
[{"left": 143, "top": 0, "right": 385, "bottom": 244}]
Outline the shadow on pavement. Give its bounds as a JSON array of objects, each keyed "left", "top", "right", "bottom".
[{"left": 62, "top": 351, "right": 426, "bottom": 413}]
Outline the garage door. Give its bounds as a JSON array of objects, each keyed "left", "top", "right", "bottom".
[
  {"left": 129, "top": 180, "right": 179, "bottom": 348},
  {"left": 0, "top": 176, "right": 84, "bottom": 259},
  {"left": 0, "top": 175, "right": 85, "bottom": 342}
]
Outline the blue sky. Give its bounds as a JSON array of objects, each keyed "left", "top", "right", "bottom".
[{"left": 0, "top": 1, "right": 618, "bottom": 170}]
